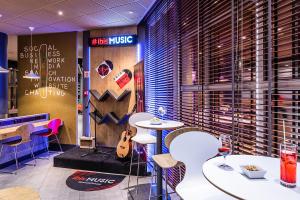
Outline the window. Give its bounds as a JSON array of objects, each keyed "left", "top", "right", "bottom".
[{"left": 141, "top": 0, "right": 300, "bottom": 189}]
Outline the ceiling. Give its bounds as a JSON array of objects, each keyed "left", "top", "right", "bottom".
[{"left": 0, "top": 0, "right": 156, "bottom": 35}]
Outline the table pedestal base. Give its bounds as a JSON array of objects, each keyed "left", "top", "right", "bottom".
[
  {"left": 156, "top": 129, "right": 163, "bottom": 200},
  {"left": 149, "top": 184, "right": 171, "bottom": 200}
]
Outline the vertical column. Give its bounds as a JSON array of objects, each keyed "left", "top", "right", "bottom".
[
  {"left": 82, "top": 31, "right": 90, "bottom": 136},
  {"left": 267, "top": 0, "right": 273, "bottom": 155},
  {"left": 255, "top": 2, "right": 266, "bottom": 154},
  {"left": 203, "top": 29, "right": 210, "bottom": 132},
  {"left": 0, "top": 32, "right": 8, "bottom": 118},
  {"left": 231, "top": 0, "right": 236, "bottom": 137}
]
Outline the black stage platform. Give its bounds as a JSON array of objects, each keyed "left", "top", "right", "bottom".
[{"left": 53, "top": 146, "right": 146, "bottom": 176}]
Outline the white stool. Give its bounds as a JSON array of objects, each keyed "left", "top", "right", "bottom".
[
  {"left": 127, "top": 112, "right": 156, "bottom": 198},
  {"left": 149, "top": 127, "right": 202, "bottom": 200}
]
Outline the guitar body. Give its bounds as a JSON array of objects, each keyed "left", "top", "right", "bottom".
[{"left": 116, "top": 130, "right": 133, "bottom": 159}]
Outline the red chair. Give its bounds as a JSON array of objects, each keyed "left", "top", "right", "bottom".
[{"left": 37, "top": 118, "right": 63, "bottom": 155}]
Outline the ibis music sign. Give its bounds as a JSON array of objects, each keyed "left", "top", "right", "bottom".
[{"left": 89, "top": 35, "right": 138, "bottom": 47}]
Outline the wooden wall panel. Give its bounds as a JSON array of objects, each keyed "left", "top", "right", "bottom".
[
  {"left": 90, "top": 26, "right": 137, "bottom": 147},
  {"left": 18, "top": 32, "right": 77, "bottom": 145}
]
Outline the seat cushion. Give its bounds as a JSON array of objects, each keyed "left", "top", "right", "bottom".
[
  {"left": 132, "top": 134, "right": 156, "bottom": 144},
  {"left": 176, "top": 177, "right": 235, "bottom": 200},
  {"left": 152, "top": 153, "right": 183, "bottom": 169}
]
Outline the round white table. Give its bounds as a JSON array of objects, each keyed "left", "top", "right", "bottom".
[
  {"left": 203, "top": 155, "right": 300, "bottom": 200},
  {"left": 135, "top": 120, "right": 184, "bottom": 200}
]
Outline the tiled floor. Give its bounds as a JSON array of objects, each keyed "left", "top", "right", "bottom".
[{"left": 0, "top": 153, "right": 180, "bottom": 200}]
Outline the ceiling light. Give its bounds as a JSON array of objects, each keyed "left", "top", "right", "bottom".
[
  {"left": 0, "top": 14, "right": 2, "bottom": 18},
  {"left": 23, "top": 27, "right": 40, "bottom": 80},
  {"left": 128, "top": 11, "right": 134, "bottom": 14},
  {"left": 217, "top": 45, "right": 222, "bottom": 48},
  {"left": 0, "top": 66, "right": 9, "bottom": 73},
  {"left": 278, "top": 28, "right": 283, "bottom": 31},
  {"left": 58, "top": 11, "right": 63, "bottom": 16},
  {"left": 242, "top": 36, "right": 246, "bottom": 40},
  {"left": 23, "top": 70, "right": 40, "bottom": 79},
  {"left": 29, "top": 26, "right": 34, "bottom": 31}
]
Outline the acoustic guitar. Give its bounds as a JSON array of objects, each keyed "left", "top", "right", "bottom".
[{"left": 116, "top": 130, "right": 134, "bottom": 159}]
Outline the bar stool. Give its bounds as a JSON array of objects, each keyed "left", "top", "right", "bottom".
[
  {"left": 36, "top": 118, "right": 63, "bottom": 158},
  {"left": 127, "top": 112, "right": 155, "bottom": 197},
  {"left": 0, "top": 123, "right": 36, "bottom": 174},
  {"left": 149, "top": 127, "right": 201, "bottom": 199}
]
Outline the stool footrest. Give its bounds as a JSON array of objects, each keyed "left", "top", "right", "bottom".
[
  {"left": 24, "top": 163, "right": 36, "bottom": 166},
  {"left": 0, "top": 170, "right": 16, "bottom": 175}
]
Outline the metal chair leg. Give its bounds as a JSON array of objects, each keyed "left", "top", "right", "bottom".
[
  {"left": 55, "top": 135, "right": 63, "bottom": 152},
  {"left": 143, "top": 145, "right": 148, "bottom": 173},
  {"left": 45, "top": 138, "right": 50, "bottom": 159},
  {"left": 30, "top": 141, "right": 37, "bottom": 166},
  {"left": 0, "top": 145, "right": 3, "bottom": 158},
  {"left": 127, "top": 142, "right": 135, "bottom": 192},
  {"left": 148, "top": 166, "right": 155, "bottom": 200},
  {"left": 153, "top": 144, "right": 157, "bottom": 184},
  {"left": 36, "top": 137, "right": 50, "bottom": 160},
  {"left": 128, "top": 142, "right": 157, "bottom": 199},
  {"left": 0, "top": 145, "right": 14, "bottom": 175},
  {"left": 136, "top": 144, "right": 141, "bottom": 195},
  {"left": 165, "top": 169, "right": 168, "bottom": 200},
  {"left": 154, "top": 165, "right": 157, "bottom": 184},
  {"left": 14, "top": 146, "right": 18, "bottom": 173}
]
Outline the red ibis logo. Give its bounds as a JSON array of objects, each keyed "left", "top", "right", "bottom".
[{"left": 89, "top": 35, "right": 138, "bottom": 47}]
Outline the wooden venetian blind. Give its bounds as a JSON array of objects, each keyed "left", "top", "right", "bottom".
[
  {"left": 141, "top": 0, "right": 300, "bottom": 189},
  {"left": 271, "top": 0, "right": 300, "bottom": 155},
  {"left": 233, "top": 0, "right": 268, "bottom": 155},
  {"left": 179, "top": 0, "right": 199, "bottom": 127},
  {"left": 144, "top": 0, "right": 179, "bottom": 155}
]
